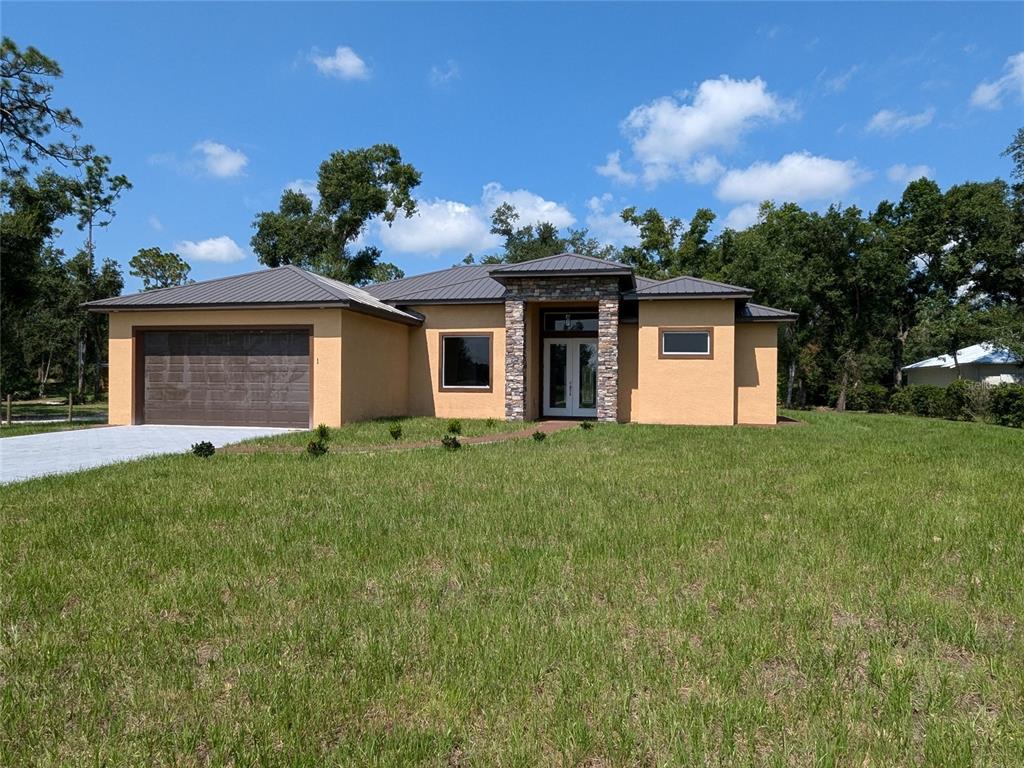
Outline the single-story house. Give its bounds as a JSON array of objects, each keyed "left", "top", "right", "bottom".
[
  {"left": 902, "top": 342, "right": 1023, "bottom": 387},
  {"left": 84, "top": 253, "right": 796, "bottom": 428}
]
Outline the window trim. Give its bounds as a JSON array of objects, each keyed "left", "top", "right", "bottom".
[
  {"left": 439, "top": 332, "right": 494, "bottom": 392},
  {"left": 658, "top": 327, "right": 714, "bottom": 359}
]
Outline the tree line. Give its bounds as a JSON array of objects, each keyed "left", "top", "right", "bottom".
[{"left": 3, "top": 36, "right": 1021, "bottom": 412}]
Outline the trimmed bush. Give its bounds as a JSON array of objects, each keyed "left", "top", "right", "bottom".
[
  {"left": 191, "top": 441, "right": 215, "bottom": 458},
  {"left": 306, "top": 439, "right": 328, "bottom": 457},
  {"left": 990, "top": 383, "right": 1024, "bottom": 428},
  {"left": 945, "top": 380, "right": 989, "bottom": 422},
  {"left": 889, "top": 385, "right": 950, "bottom": 418},
  {"left": 314, "top": 423, "right": 331, "bottom": 442},
  {"left": 846, "top": 383, "right": 889, "bottom": 413},
  {"left": 446, "top": 419, "right": 462, "bottom": 435},
  {"left": 580, "top": 421, "right": 595, "bottom": 431},
  {"left": 532, "top": 430, "right": 546, "bottom": 442},
  {"left": 441, "top": 433, "right": 461, "bottom": 450},
  {"left": 388, "top": 422, "right": 402, "bottom": 441}
]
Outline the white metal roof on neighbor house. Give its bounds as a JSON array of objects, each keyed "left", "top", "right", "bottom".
[{"left": 902, "top": 342, "right": 1021, "bottom": 370}]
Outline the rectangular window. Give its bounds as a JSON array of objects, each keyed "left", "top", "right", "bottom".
[
  {"left": 441, "top": 334, "right": 492, "bottom": 389},
  {"left": 542, "top": 311, "right": 598, "bottom": 333},
  {"left": 660, "top": 329, "right": 712, "bottom": 358}
]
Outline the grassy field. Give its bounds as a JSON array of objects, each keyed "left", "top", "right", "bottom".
[
  {"left": 2, "top": 412, "right": 1022, "bottom": 766},
  {"left": 0, "top": 422, "right": 103, "bottom": 439},
  {"left": 237, "top": 416, "right": 537, "bottom": 451}
]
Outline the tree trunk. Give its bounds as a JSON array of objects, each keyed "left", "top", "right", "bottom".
[
  {"left": 785, "top": 358, "right": 796, "bottom": 407},
  {"left": 38, "top": 353, "right": 52, "bottom": 398},
  {"left": 77, "top": 338, "right": 86, "bottom": 397},
  {"left": 836, "top": 368, "right": 849, "bottom": 412}
]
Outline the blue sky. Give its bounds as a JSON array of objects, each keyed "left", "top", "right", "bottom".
[{"left": 8, "top": 2, "right": 1024, "bottom": 291}]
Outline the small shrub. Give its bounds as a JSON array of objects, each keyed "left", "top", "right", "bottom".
[
  {"left": 990, "top": 383, "right": 1024, "bottom": 428},
  {"left": 191, "top": 441, "right": 215, "bottom": 458},
  {"left": 945, "top": 379, "right": 988, "bottom": 422},
  {"left": 485, "top": 418, "right": 497, "bottom": 428},
  {"left": 580, "top": 420, "right": 595, "bottom": 430},
  {"left": 889, "top": 384, "right": 949, "bottom": 418},
  {"left": 314, "top": 423, "right": 331, "bottom": 442},
  {"left": 532, "top": 430, "right": 546, "bottom": 442},
  {"left": 446, "top": 419, "right": 462, "bottom": 435},
  {"left": 388, "top": 422, "right": 403, "bottom": 440},
  {"left": 441, "top": 433, "right": 461, "bottom": 450},
  {"left": 846, "top": 383, "right": 888, "bottom": 413},
  {"left": 306, "top": 439, "right": 328, "bottom": 457}
]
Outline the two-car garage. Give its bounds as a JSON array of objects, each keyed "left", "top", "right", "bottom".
[{"left": 137, "top": 328, "right": 311, "bottom": 428}]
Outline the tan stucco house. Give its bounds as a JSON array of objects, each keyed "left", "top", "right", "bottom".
[{"left": 84, "top": 253, "right": 796, "bottom": 428}]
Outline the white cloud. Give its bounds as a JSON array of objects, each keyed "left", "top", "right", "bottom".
[
  {"left": 595, "top": 151, "right": 637, "bottom": 185},
  {"left": 683, "top": 155, "right": 725, "bottom": 184},
  {"left": 621, "top": 76, "right": 796, "bottom": 185},
  {"left": 887, "top": 163, "right": 934, "bottom": 184},
  {"left": 174, "top": 236, "right": 247, "bottom": 263},
  {"left": 866, "top": 107, "right": 935, "bottom": 134},
  {"left": 379, "top": 199, "right": 495, "bottom": 256},
  {"left": 970, "top": 51, "right": 1024, "bottom": 110},
  {"left": 716, "top": 152, "right": 868, "bottom": 203},
  {"left": 585, "top": 194, "right": 640, "bottom": 247},
  {"left": 310, "top": 46, "right": 370, "bottom": 80},
  {"left": 147, "top": 215, "right": 163, "bottom": 232},
  {"left": 823, "top": 64, "right": 861, "bottom": 94},
  {"left": 193, "top": 140, "right": 248, "bottom": 178},
  {"left": 430, "top": 60, "right": 460, "bottom": 86},
  {"left": 722, "top": 203, "right": 762, "bottom": 230},
  {"left": 480, "top": 182, "right": 575, "bottom": 229},
  {"left": 379, "top": 183, "right": 574, "bottom": 256}
]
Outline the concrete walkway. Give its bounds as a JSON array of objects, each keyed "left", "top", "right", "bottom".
[{"left": 0, "top": 425, "right": 293, "bottom": 484}]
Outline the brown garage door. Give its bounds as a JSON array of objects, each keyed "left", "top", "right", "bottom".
[{"left": 140, "top": 329, "right": 311, "bottom": 428}]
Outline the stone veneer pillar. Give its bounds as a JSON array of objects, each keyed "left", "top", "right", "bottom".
[
  {"left": 597, "top": 296, "right": 619, "bottom": 422},
  {"left": 504, "top": 299, "right": 526, "bottom": 420}
]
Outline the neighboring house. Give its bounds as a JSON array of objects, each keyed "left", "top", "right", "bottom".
[
  {"left": 902, "top": 343, "right": 1023, "bottom": 387},
  {"left": 84, "top": 253, "right": 796, "bottom": 428}
]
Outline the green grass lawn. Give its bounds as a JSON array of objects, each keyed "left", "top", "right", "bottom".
[
  {"left": 2, "top": 412, "right": 1022, "bottom": 766},
  {"left": 238, "top": 416, "right": 537, "bottom": 451},
  {"left": 0, "top": 422, "right": 103, "bottom": 439}
]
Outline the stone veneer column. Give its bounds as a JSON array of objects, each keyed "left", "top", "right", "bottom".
[
  {"left": 504, "top": 299, "right": 526, "bottom": 420},
  {"left": 597, "top": 296, "right": 619, "bottom": 422}
]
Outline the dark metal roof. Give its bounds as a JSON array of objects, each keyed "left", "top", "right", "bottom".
[
  {"left": 83, "top": 265, "right": 422, "bottom": 325},
  {"left": 736, "top": 302, "right": 798, "bottom": 322},
  {"left": 489, "top": 252, "right": 633, "bottom": 276},
  {"left": 623, "top": 274, "right": 753, "bottom": 299},
  {"left": 363, "top": 265, "right": 505, "bottom": 304}
]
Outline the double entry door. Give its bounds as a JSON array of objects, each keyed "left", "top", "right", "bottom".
[{"left": 543, "top": 338, "right": 598, "bottom": 418}]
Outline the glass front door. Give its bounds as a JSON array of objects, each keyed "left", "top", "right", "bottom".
[{"left": 543, "top": 338, "right": 598, "bottom": 418}]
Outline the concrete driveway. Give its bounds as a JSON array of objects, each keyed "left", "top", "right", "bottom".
[{"left": 0, "top": 425, "right": 293, "bottom": 484}]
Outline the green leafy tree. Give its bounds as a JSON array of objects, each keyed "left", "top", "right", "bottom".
[
  {"left": 619, "top": 206, "right": 719, "bottom": 279},
  {"left": 252, "top": 145, "right": 419, "bottom": 283},
  {"left": 471, "top": 203, "right": 619, "bottom": 264},
  {"left": 0, "top": 37, "right": 92, "bottom": 176},
  {"left": 129, "top": 247, "right": 192, "bottom": 290}
]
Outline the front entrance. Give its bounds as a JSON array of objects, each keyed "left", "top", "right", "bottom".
[{"left": 543, "top": 338, "right": 598, "bottom": 418}]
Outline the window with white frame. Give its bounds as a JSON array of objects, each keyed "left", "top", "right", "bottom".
[
  {"left": 660, "top": 329, "right": 712, "bottom": 358},
  {"left": 441, "top": 334, "right": 492, "bottom": 389}
]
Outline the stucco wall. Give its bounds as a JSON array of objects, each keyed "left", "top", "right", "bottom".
[
  {"left": 105, "top": 308, "right": 344, "bottom": 427},
  {"left": 340, "top": 310, "right": 409, "bottom": 423},
  {"left": 632, "top": 299, "right": 737, "bottom": 425},
  {"left": 617, "top": 323, "right": 638, "bottom": 422},
  {"left": 734, "top": 322, "right": 779, "bottom": 425},
  {"left": 405, "top": 304, "right": 507, "bottom": 419}
]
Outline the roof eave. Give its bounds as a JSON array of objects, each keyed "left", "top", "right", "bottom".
[{"left": 623, "top": 292, "right": 754, "bottom": 301}]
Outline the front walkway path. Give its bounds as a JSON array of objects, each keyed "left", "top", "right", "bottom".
[{"left": 0, "top": 425, "right": 292, "bottom": 484}]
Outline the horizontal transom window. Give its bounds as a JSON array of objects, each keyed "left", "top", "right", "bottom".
[
  {"left": 660, "top": 329, "right": 712, "bottom": 357},
  {"left": 543, "top": 311, "right": 598, "bottom": 333},
  {"left": 441, "top": 334, "right": 492, "bottom": 389}
]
